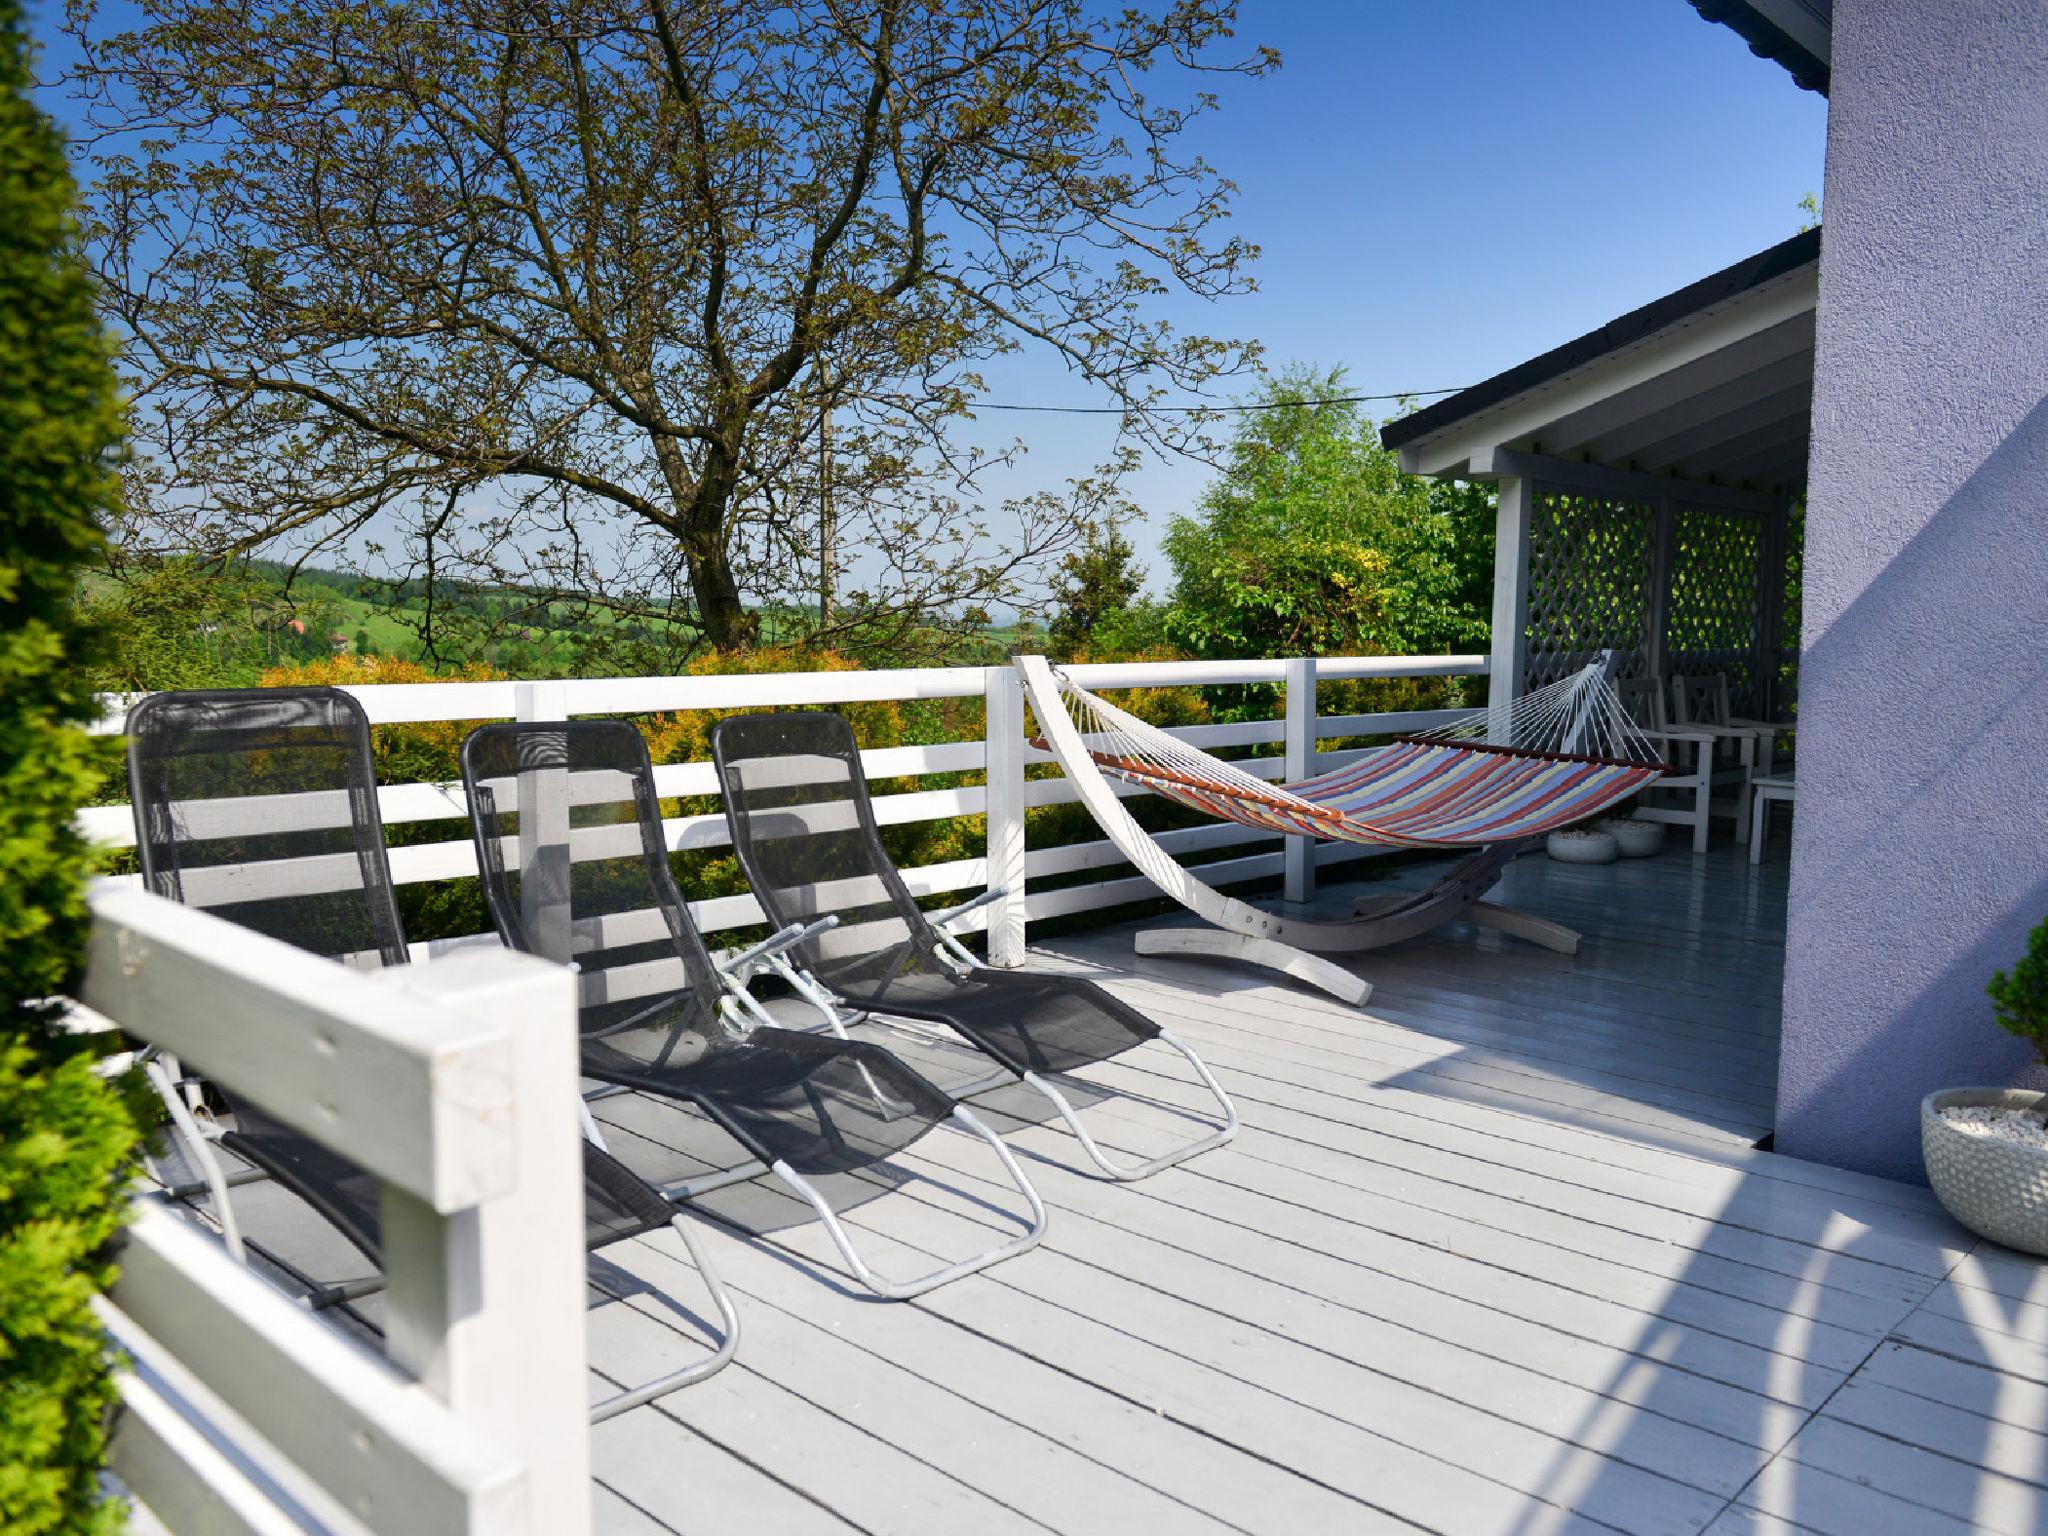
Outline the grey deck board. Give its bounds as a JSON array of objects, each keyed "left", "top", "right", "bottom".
[
  {"left": 152, "top": 841, "right": 2048, "bottom": 1534},
  {"left": 571, "top": 843, "right": 2048, "bottom": 1535}
]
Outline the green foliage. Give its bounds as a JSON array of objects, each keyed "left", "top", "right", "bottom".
[
  {"left": 1988, "top": 916, "right": 2048, "bottom": 1068},
  {"left": 78, "top": 556, "right": 266, "bottom": 690},
  {"left": 0, "top": 4, "right": 144, "bottom": 1528},
  {"left": 1161, "top": 366, "right": 1493, "bottom": 662},
  {"left": 1048, "top": 522, "right": 1147, "bottom": 660},
  {"left": 75, "top": 0, "right": 1272, "bottom": 653}
]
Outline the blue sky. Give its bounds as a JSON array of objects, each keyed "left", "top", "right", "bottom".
[
  {"left": 33, "top": 0, "right": 1827, "bottom": 604},
  {"left": 954, "top": 0, "right": 1828, "bottom": 593}
]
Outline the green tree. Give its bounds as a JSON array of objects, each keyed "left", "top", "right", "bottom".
[
  {"left": 0, "top": 3, "right": 143, "bottom": 1527},
  {"left": 70, "top": 0, "right": 1275, "bottom": 658},
  {"left": 1162, "top": 366, "right": 1492, "bottom": 660},
  {"left": 1047, "top": 521, "right": 1146, "bottom": 660}
]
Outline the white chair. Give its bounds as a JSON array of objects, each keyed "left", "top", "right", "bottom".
[
  {"left": 1615, "top": 677, "right": 1723, "bottom": 853},
  {"left": 1671, "top": 673, "right": 1781, "bottom": 841},
  {"left": 1749, "top": 772, "right": 1796, "bottom": 864}
]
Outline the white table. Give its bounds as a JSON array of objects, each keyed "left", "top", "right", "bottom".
[{"left": 1749, "top": 773, "right": 1796, "bottom": 864}]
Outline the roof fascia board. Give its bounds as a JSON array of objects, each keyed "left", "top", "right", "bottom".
[
  {"left": 1744, "top": 0, "right": 1831, "bottom": 61},
  {"left": 1398, "top": 265, "right": 1819, "bottom": 478}
]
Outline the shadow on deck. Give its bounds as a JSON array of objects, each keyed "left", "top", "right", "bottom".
[
  {"left": 1044, "top": 840, "right": 1788, "bottom": 1152},
  {"left": 169, "top": 840, "right": 2048, "bottom": 1536},
  {"left": 577, "top": 838, "right": 2044, "bottom": 1536}
]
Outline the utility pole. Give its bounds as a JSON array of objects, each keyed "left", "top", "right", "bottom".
[{"left": 817, "top": 359, "right": 835, "bottom": 627}]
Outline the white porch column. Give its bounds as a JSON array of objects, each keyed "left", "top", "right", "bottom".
[{"left": 1487, "top": 474, "right": 1532, "bottom": 743}]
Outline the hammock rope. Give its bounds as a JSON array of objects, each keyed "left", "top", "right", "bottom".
[{"left": 1042, "top": 660, "right": 1666, "bottom": 852}]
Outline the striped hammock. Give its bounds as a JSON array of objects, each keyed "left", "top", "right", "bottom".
[{"left": 1041, "top": 661, "right": 1667, "bottom": 851}]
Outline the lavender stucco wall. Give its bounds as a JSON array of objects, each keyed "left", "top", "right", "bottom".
[{"left": 1777, "top": 0, "right": 2048, "bottom": 1179}]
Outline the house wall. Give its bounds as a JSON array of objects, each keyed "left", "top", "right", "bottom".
[{"left": 1778, "top": 0, "right": 2048, "bottom": 1178}]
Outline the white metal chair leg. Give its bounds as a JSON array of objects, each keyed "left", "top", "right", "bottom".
[
  {"left": 769, "top": 1107, "right": 1048, "bottom": 1298},
  {"left": 144, "top": 1057, "right": 245, "bottom": 1262},
  {"left": 1020, "top": 1029, "right": 1238, "bottom": 1182},
  {"left": 587, "top": 1210, "right": 741, "bottom": 1421}
]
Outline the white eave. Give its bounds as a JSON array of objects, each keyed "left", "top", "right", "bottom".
[{"left": 1388, "top": 244, "right": 1819, "bottom": 498}]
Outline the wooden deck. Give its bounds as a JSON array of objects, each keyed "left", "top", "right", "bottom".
[
  {"left": 196, "top": 844, "right": 2048, "bottom": 1535},
  {"left": 572, "top": 845, "right": 2048, "bottom": 1535}
]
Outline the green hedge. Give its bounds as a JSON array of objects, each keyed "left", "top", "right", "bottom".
[{"left": 0, "top": 3, "right": 144, "bottom": 1530}]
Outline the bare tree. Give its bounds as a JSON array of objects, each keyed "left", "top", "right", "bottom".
[{"left": 65, "top": 0, "right": 1272, "bottom": 658}]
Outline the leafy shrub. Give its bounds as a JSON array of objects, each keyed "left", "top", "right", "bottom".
[
  {"left": 1988, "top": 915, "right": 2048, "bottom": 1068},
  {"left": 0, "top": 5, "right": 144, "bottom": 1527}
]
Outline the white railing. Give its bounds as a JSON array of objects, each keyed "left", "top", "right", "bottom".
[
  {"left": 82, "top": 653, "right": 1488, "bottom": 967},
  {"left": 80, "top": 883, "right": 593, "bottom": 1536}
]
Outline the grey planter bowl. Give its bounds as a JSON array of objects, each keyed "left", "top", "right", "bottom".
[
  {"left": 1600, "top": 819, "right": 1666, "bottom": 858},
  {"left": 1922, "top": 1087, "right": 2048, "bottom": 1256},
  {"left": 1546, "top": 830, "right": 1618, "bottom": 865}
]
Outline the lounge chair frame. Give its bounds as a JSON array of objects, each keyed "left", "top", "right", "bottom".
[
  {"left": 709, "top": 712, "right": 1236, "bottom": 1181},
  {"left": 125, "top": 687, "right": 739, "bottom": 1415},
  {"left": 756, "top": 899, "right": 1239, "bottom": 1181},
  {"left": 459, "top": 718, "right": 1049, "bottom": 1295}
]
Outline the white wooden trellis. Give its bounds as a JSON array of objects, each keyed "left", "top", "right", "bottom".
[{"left": 1483, "top": 454, "right": 1793, "bottom": 720}]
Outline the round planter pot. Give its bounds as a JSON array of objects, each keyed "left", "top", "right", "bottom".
[
  {"left": 1601, "top": 819, "right": 1666, "bottom": 858},
  {"left": 1546, "top": 830, "right": 1618, "bottom": 865},
  {"left": 1922, "top": 1088, "right": 2048, "bottom": 1256}
]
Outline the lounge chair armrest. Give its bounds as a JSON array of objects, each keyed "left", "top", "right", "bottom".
[
  {"left": 720, "top": 915, "right": 839, "bottom": 978},
  {"left": 929, "top": 887, "right": 1008, "bottom": 932}
]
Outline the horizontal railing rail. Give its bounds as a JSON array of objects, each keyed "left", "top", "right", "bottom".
[
  {"left": 83, "top": 653, "right": 1489, "bottom": 965},
  {"left": 80, "top": 883, "right": 593, "bottom": 1536}
]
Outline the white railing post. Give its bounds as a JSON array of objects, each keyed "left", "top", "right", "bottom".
[
  {"left": 81, "top": 886, "right": 575, "bottom": 1535},
  {"left": 1489, "top": 474, "right": 1533, "bottom": 743},
  {"left": 982, "top": 665, "right": 1028, "bottom": 967},
  {"left": 513, "top": 681, "right": 574, "bottom": 964},
  {"left": 1283, "top": 656, "right": 1317, "bottom": 904},
  {"left": 379, "top": 947, "right": 592, "bottom": 1536}
]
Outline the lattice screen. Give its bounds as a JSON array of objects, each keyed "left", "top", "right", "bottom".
[
  {"left": 1522, "top": 489, "right": 1655, "bottom": 689},
  {"left": 1665, "top": 504, "right": 1767, "bottom": 716}
]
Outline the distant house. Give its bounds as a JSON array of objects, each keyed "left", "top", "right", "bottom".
[{"left": 1384, "top": 0, "right": 2048, "bottom": 1180}]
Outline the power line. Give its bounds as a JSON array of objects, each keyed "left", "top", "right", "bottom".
[{"left": 971, "top": 387, "right": 1470, "bottom": 416}]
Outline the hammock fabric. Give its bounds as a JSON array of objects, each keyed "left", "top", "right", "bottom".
[{"left": 1042, "top": 662, "right": 1667, "bottom": 852}]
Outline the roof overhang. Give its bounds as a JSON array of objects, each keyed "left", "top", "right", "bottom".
[
  {"left": 1381, "top": 230, "right": 1818, "bottom": 498},
  {"left": 1686, "top": 0, "right": 1830, "bottom": 95}
]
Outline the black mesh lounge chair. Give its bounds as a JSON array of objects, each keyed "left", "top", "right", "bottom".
[
  {"left": 710, "top": 711, "right": 1237, "bottom": 1180},
  {"left": 459, "top": 719, "right": 1048, "bottom": 1298},
  {"left": 125, "top": 686, "right": 739, "bottom": 1418}
]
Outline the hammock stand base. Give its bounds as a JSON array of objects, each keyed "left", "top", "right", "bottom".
[
  {"left": 1123, "top": 845, "right": 1577, "bottom": 1007},
  {"left": 1015, "top": 655, "right": 1599, "bottom": 1009}
]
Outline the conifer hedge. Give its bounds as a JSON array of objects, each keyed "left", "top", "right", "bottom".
[{"left": 0, "top": 2, "right": 144, "bottom": 1529}]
